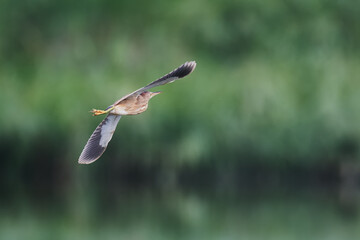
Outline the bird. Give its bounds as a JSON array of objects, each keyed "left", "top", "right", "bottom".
[{"left": 78, "top": 61, "right": 197, "bottom": 164}]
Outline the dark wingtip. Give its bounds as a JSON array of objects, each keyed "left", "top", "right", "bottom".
[
  {"left": 172, "top": 61, "right": 197, "bottom": 78},
  {"left": 78, "top": 145, "right": 106, "bottom": 164},
  {"left": 78, "top": 156, "right": 102, "bottom": 164}
]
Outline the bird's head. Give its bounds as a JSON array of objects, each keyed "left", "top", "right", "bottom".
[
  {"left": 139, "top": 91, "right": 162, "bottom": 102},
  {"left": 150, "top": 91, "right": 162, "bottom": 98}
]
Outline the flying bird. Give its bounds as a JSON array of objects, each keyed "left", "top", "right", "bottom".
[{"left": 78, "top": 61, "right": 197, "bottom": 164}]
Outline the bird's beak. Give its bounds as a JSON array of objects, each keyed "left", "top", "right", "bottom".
[{"left": 150, "top": 91, "right": 162, "bottom": 98}]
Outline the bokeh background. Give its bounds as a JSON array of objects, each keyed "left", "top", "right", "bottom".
[{"left": 1, "top": 0, "right": 360, "bottom": 239}]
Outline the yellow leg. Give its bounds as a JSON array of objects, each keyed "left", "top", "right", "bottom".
[{"left": 90, "top": 106, "right": 114, "bottom": 116}]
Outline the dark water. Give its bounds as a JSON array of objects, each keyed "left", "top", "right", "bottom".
[{"left": 1, "top": 182, "right": 360, "bottom": 240}]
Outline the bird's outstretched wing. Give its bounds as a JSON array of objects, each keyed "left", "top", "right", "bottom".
[
  {"left": 114, "top": 61, "right": 196, "bottom": 105},
  {"left": 78, "top": 115, "right": 121, "bottom": 164},
  {"left": 141, "top": 61, "right": 197, "bottom": 91}
]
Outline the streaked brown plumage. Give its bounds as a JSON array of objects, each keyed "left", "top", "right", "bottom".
[{"left": 78, "top": 61, "right": 196, "bottom": 164}]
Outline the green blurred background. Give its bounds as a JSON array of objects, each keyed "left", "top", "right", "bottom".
[{"left": 1, "top": 0, "right": 360, "bottom": 239}]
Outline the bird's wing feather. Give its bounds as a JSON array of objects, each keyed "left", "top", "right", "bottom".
[
  {"left": 113, "top": 61, "right": 196, "bottom": 106},
  {"left": 140, "top": 61, "right": 197, "bottom": 91},
  {"left": 78, "top": 114, "right": 121, "bottom": 164}
]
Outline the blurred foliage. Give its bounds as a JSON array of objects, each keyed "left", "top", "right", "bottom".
[
  {"left": 2, "top": 186, "right": 360, "bottom": 240},
  {"left": 1, "top": 0, "right": 360, "bottom": 181},
  {"left": 2, "top": 2, "right": 360, "bottom": 239}
]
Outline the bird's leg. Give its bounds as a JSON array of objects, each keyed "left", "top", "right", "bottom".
[{"left": 90, "top": 106, "right": 115, "bottom": 116}]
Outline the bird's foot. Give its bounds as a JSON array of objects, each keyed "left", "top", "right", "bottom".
[
  {"left": 91, "top": 109, "right": 108, "bottom": 116},
  {"left": 90, "top": 106, "right": 115, "bottom": 116}
]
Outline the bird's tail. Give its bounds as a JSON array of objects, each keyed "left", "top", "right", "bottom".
[{"left": 78, "top": 114, "right": 121, "bottom": 164}]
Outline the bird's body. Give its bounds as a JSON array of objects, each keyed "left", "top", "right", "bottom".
[
  {"left": 109, "top": 91, "right": 161, "bottom": 115},
  {"left": 78, "top": 61, "right": 196, "bottom": 164}
]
